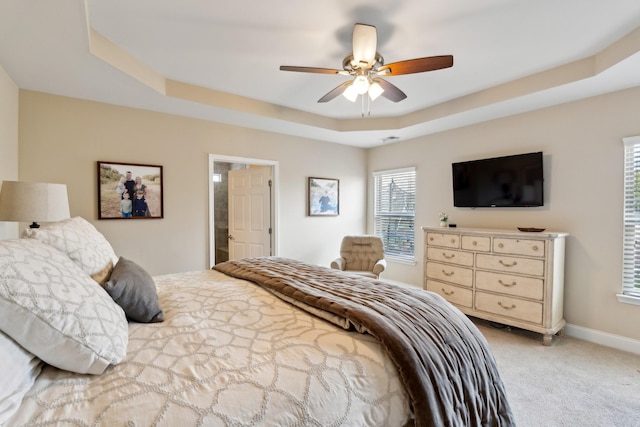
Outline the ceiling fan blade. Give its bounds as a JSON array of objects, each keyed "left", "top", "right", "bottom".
[
  {"left": 373, "top": 78, "right": 407, "bottom": 102},
  {"left": 317, "top": 81, "right": 352, "bottom": 103},
  {"left": 279, "top": 65, "right": 343, "bottom": 74},
  {"left": 352, "top": 23, "right": 377, "bottom": 67},
  {"left": 377, "top": 55, "right": 454, "bottom": 76}
]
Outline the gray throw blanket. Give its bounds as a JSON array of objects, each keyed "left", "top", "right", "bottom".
[{"left": 214, "top": 257, "right": 515, "bottom": 427}]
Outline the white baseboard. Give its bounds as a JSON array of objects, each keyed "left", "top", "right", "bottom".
[{"left": 564, "top": 323, "right": 640, "bottom": 355}]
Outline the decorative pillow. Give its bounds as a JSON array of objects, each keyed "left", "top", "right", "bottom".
[
  {"left": 23, "top": 216, "right": 119, "bottom": 285},
  {"left": 0, "top": 239, "right": 128, "bottom": 375},
  {"left": 103, "top": 257, "right": 164, "bottom": 323},
  {"left": 0, "top": 331, "right": 42, "bottom": 425}
]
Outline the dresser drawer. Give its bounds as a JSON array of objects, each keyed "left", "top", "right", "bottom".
[
  {"left": 476, "top": 253, "right": 544, "bottom": 277},
  {"left": 461, "top": 235, "right": 491, "bottom": 252},
  {"left": 493, "top": 237, "right": 545, "bottom": 257},
  {"left": 475, "top": 292, "right": 543, "bottom": 324},
  {"left": 426, "top": 261, "right": 473, "bottom": 287},
  {"left": 426, "top": 280, "right": 473, "bottom": 308},
  {"left": 426, "top": 247, "right": 473, "bottom": 267},
  {"left": 475, "top": 271, "right": 544, "bottom": 300},
  {"left": 426, "top": 232, "right": 460, "bottom": 249}
]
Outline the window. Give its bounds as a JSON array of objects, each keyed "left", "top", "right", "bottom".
[
  {"left": 374, "top": 167, "right": 416, "bottom": 262},
  {"left": 621, "top": 136, "right": 640, "bottom": 303}
]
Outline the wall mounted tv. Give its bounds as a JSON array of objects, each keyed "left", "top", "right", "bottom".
[{"left": 452, "top": 151, "right": 544, "bottom": 207}]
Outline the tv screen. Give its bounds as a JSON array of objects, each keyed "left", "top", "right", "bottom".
[{"left": 452, "top": 152, "right": 544, "bottom": 207}]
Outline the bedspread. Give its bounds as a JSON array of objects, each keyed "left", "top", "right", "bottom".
[
  {"left": 8, "top": 270, "right": 411, "bottom": 426},
  {"left": 214, "top": 257, "right": 515, "bottom": 427}
]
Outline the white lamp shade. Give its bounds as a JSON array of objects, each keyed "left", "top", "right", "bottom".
[
  {"left": 0, "top": 181, "right": 70, "bottom": 224},
  {"left": 352, "top": 75, "right": 370, "bottom": 95},
  {"left": 368, "top": 82, "right": 384, "bottom": 101},
  {"left": 343, "top": 84, "right": 359, "bottom": 102}
]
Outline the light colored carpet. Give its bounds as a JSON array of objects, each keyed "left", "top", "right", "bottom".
[{"left": 474, "top": 318, "right": 640, "bottom": 427}]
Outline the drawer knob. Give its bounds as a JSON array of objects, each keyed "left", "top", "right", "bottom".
[
  {"left": 451, "top": 239, "right": 455, "bottom": 244},
  {"left": 472, "top": 241, "right": 477, "bottom": 246},
  {"left": 498, "top": 243, "right": 504, "bottom": 248},
  {"left": 442, "top": 269, "right": 455, "bottom": 277},
  {"left": 532, "top": 245, "right": 539, "bottom": 251},
  {"left": 443, "top": 252, "right": 455, "bottom": 259},
  {"left": 429, "top": 237, "right": 434, "bottom": 241},
  {"left": 442, "top": 288, "right": 454, "bottom": 296},
  {"left": 498, "top": 279, "right": 517, "bottom": 287},
  {"left": 498, "top": 301, "right": 516, "bottom": 310},
  {"left": 499, "top": 260, "right": 518, "bottom": 267}
]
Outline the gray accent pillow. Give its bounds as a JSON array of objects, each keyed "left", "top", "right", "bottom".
[{"left": 103, "top": 257, "right": 164, "bottom": 323}]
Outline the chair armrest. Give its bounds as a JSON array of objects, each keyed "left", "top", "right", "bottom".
[
  {"left": 331, "top": 257, "right": 345, "bottom": 270},
  {"left": 372, "top": 259, "right": 387, "bottom": 276}
]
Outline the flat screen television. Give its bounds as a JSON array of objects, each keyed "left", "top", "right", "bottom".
[{"left": 452, "top": 152, "right": 544, "bottom": 207}]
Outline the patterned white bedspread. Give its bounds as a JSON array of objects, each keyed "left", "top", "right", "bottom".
[{"left": 8, "top": 270, "right": 411, "bottom": 426}]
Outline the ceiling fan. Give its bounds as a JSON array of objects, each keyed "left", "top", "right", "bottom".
[{"left": 280, "top": 23, "right": 453, "bottom": 104}]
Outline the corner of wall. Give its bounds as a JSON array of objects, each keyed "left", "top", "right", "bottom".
[{"left": 0, "top": 64, "right": 19, "bottom": 239}]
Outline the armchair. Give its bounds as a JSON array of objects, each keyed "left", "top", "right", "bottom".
[{"left": 330, "top": 235, "right": 386, "bottom": 279}]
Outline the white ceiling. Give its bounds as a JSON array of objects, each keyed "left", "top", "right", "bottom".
[{"left": 1, "top": 0, "right": 640, "bottom": 147}]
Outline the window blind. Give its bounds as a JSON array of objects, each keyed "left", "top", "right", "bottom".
[
  {"left": 622, "top": 136, "right": 640, "bottom": 298},
  {"left": 374, "top": 167, "right": 416, "bottom": 262}
]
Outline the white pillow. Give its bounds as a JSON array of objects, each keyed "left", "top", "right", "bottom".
[
  {"left": 0, "top": 238, "right": 128, "bottom": 375},
  {"left": 0, "top": 331, "right": 42, "bottom": 425},
  {"left": 23, "top": 216, "right": 119, "bottom": 285}
]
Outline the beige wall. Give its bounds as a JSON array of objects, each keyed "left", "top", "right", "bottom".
[
  {"left": 18, "top": 91, "right": 367, "bottom": 275},
  {"left": 368, "top": 86, "right": 640, "bottom": 342},
  {"left": 0, "top": 65, "right": 19, "bottom": 239}
]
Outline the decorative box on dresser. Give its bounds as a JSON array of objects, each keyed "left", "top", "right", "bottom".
[{"left": 422, "top": 226, "right": 568, "bottom": 345}]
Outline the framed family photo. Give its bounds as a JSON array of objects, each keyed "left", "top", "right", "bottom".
[
  {"left": 308, "top": 177, "right": 339, "bottom": 216},
  {"left": 97, "top": 161, "right": 164, "bottom": 219}
]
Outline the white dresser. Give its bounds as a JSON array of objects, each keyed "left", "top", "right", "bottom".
[{"left": 423, "top": 226, "right": 568, "bottom": 345}]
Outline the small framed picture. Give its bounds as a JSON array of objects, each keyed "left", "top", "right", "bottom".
[
  {"left": 308, "top": 177, "right": 339, "bottom": 216},
  {"left": 97, "top": 161, "right": 163, "bottom": 219}
]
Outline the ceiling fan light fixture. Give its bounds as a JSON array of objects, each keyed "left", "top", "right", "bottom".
[
  {"left": 343, "top": 84, "right": 359, "bottom": 102},
  {"left": 352, "top": 75, "right": 370, "bottom": 95},
  {"left": 368, "top": 82, "right": 384, "bottom": 101}
]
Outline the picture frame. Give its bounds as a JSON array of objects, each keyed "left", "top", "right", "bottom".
[
  {"left": 308, "top": 177, "right": 339, "bottom": 216},
  {"left": 97, "top": 161, "right": 164, "bottom": 219}
]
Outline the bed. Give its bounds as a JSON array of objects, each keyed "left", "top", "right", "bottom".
[{"left": 0, "top": 217, "right": 514, "bottom": 426}]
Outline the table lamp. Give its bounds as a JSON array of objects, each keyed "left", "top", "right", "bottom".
[{"left": 0, "top": 181, "right": 70, "bottom": 229}]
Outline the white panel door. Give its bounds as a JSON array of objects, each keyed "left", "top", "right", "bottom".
[{"left": 228, "top": 167, "right": 272, "bottom": 260}]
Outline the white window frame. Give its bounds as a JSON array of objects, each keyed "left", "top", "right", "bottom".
[
  {"left": 619, "top": 136, "right": 640, "bottom": 305},
  {"left": 373, "top": 167, "right": 416, "bottom": 263}
]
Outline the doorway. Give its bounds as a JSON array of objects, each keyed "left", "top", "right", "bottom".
[{"left": 208, "top": 154, "right": 278, "bottom": 268}]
